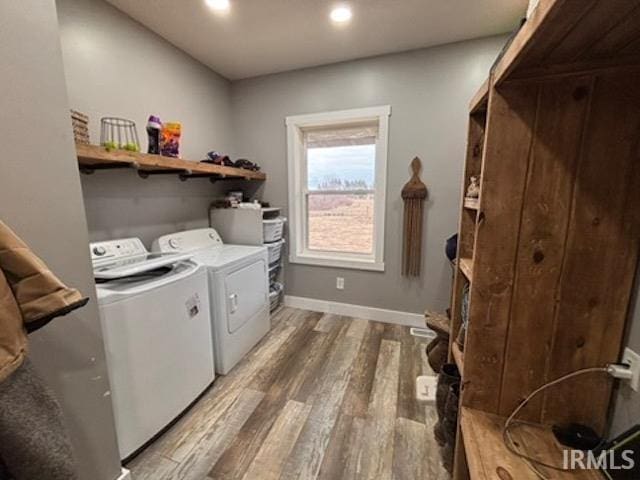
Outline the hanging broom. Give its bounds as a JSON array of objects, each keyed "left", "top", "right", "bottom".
[{"left": 402, "top": 157, "right": 428, "bottom": 277}]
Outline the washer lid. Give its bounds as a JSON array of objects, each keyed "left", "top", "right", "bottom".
[
  {"left": 96, "top": 260, "right": 201, "bottom": 304},
  {"left": 93, "top": 252, "right": 193, "bottom": 280}
]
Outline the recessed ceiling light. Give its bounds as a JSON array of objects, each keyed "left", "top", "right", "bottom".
[
  {"left": 330, "top": 5, "right": 352, "bottom": 24},
  {"left": 206, "top": 0, "right": 230, "bottom": 12}
]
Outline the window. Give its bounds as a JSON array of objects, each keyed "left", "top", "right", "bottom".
[{"left": 286, "top": 106, "right": 390, "bottom": 271}]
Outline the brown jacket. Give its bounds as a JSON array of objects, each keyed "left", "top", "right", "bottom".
[{"left": 0, "top": 220, "right": 87, "bottom": 382}]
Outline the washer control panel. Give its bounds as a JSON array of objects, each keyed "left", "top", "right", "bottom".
[{"left": 90, "top": 238, "right": 147, "bottom": 263}]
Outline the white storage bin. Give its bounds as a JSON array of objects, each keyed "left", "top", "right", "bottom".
[
  {"left": 269, "top": 282, "right": 284, "bottom": 311},
  {"left": 263, "top": 217, "right": 285, "bottom": 243},
  {"left": 267, "top": 239, "right": 285, "bottom": 265},
  {"left": 268, "top": 263, "right": 281, "bottom": 283},
  {"left": 262, "top": 207, "right": 281, "bottom": 220}
]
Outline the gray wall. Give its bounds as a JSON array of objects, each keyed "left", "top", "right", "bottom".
[
  {"left": 610, "top": 276, "right": 640, "bottom": 437},
  {"left": 231, "top": 36, "right": 506, "bottom": 314},
  {"left": 57, "top": 0, "right": 238, "bottom": 246},
  {"left": 0, "top": 1, "right": 121, "bottom": 479}
]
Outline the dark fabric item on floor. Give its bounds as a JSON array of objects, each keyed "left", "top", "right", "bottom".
[
  {"left": 0, "top": 359, "right": 77, "bottom": 480},
  {"left": 433, "top": 363, "right": 460, "bottom": 446},
  {"left": 434, "top": 417, "right": 447, "bottom": 447},
  {"left": 441, "top": 382, "right": 461, "bottom": 473},
  {"left": 426, "top": 338, "right": 448, "bottom": 374},
  {"left": 443, "top": 383, "right": 460, "bottom": 442},
  {"left": 441, "top": 442, "right": 454, "bottom": 474},
  {"left": 436, "top": 364, "right": 460, "bottom": 412}
]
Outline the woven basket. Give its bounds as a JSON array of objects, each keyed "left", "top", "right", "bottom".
[{"left": 71, "top": 110, "right": 90, "bottom": 145}]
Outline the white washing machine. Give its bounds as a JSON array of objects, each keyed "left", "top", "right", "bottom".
[
  {"left": 152, "top": 228, "right": 270, "bottom": 375},
  {"left": 91, "top": 238, "right": 215, "bottom": 460}
]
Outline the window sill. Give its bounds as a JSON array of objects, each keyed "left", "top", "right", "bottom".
[{"left": 289, "top": 254, "right": 385, "bottom": 272}]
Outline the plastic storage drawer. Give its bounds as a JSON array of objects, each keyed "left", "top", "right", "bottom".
[
  {"left": 263, "top": 217, "right": 285, "bottom": 243},
  {"left": 269, "top": 282, "right": 284, "bottom": 311},
  {"left": 267, "top": 239, "right": 285, "bottom": 265}
]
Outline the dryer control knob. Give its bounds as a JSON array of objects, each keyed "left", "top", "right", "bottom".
[
  {"left": 168, "top": 239, "right": 180, "bottom": 249},
  {"left": 93, "top": 246, "right": 106, "bottom": 256}
]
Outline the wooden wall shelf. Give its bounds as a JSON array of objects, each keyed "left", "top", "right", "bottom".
[
  {"left": 463, "top": 198, "right": 479, "bottom": 210},
  {"left": 458, "top": 258, "right": 473, "bottom": 281},
  {"left": 460, "top": 408, "right": 600, "bottom": 480},
  {"left": 75, "top": 144, "right": 266, "bottom": 181}
]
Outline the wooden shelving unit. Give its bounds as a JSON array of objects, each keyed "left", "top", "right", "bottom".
[
  {"left": 458, "top": 258, "right": 473, "bottom": 282},
  {"left": 468, "top": 77, "right": 489, "bottom": 114},
  {"left": 75, "top": 144, "right": 266, "bottom": 181},
  {"left": 463, "top": 198, "right": 479, "bottom": 210},
  {"left": 460, "top": 408, "right": 601, "bottom": 480},
  {"left": 448, "top": 2, "right": 640, "bottom": 479},
  {"left": 451, "top": 342, "right": 464, "bottom": 375}
]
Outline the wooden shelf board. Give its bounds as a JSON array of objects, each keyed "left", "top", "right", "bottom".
[
  {"left": 491, "top": 0, "right": 557, "bottom": 85},
  {"left": 459, "top": 258, "right": 473, "bottom": 281},
  {"left": 493, "top": 0, "right": 640, "bottom": 85},
  {"left": 424, "top": 311, "right": 451, "bottom": 336},
  {"left": 469, "top": 78, "right": 489, "bottom": 113},
  {"left": 460, "top": 407, "right": 601, "bottom": 480},
  {"left": 76, "top": 143, "right": 266, "bottom": 181},
  {"left": 452, "top": 342, "right": 464, "bottom": 375},
  {"left": 464, "top": 198, "right": 479, "bottom": 210}
]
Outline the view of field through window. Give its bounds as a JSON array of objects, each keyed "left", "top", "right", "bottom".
[{"left": 307, "top": 144, "right": 375, "bottom": 254}]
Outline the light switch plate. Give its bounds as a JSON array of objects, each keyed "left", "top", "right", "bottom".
[{"left": 622, "top": 347, "right": 640, "bottom": 392}]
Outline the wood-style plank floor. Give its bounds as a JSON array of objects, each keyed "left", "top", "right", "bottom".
[{"left": 127, "top": 307, "right": 449, "bottom": 480}]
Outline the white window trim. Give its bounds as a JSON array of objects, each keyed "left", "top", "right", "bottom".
[{"left": 286, "top": 105, "right": 391, "bottom": 272}]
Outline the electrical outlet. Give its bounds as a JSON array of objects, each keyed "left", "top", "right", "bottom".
[
  {"left": 622, "top": 347, "right": 640, "bottom": 392},
  {"left": 336, "top": 277, "right": 345, "bottom": 290}
]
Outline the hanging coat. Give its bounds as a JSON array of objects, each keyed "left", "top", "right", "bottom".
[{"left": 0, "top": 220, "right": 88, "bottom": 382}]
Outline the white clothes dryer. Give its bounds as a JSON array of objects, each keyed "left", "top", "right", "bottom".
[{"left": 152, "top": 228, "right": 270, "bottom": 375}]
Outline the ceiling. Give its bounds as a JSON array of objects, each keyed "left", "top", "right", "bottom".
[{"left": 106, "top": 0, "right": 528, "bottom": 80}]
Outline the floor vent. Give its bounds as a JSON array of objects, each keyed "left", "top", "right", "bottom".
[{"left": 409, "top": 327, "right": 436, "bottom": 340}]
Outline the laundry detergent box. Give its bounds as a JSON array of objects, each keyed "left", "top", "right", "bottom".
[{"left": 160, "top": 122, "right": 181, "bottom": 157}]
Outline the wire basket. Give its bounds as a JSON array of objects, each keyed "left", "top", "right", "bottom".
[{"left": 100, "top": 117, "right": 140, "bottom": 152}]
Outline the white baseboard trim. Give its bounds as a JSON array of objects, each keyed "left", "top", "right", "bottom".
[
  {"left": 284, "top": 295, "right": 424, "bottom": 327},
  {"left": 117, "top": 468, "right": 132, "bottom": 480}
]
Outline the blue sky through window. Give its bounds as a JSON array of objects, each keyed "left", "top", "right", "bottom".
[{"left": 307, "top": 144, "right": 375, "bottom": 190}]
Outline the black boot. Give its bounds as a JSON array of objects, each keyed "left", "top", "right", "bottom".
[
  {"left": 441, "top": 383, "right": 461, "bottom": 473},
  {"left": 433, "top": 363, "right": 459, "bottom": 446},
  {"left": 426, "top": 337, "right": 448, "bottom": 373}
]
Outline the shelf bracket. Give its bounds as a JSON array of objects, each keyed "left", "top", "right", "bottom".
[
  {"left": 137, "top": 168, "right": 191, "bottom": 179},
  {"left": 80, "top": 161, "right": 139, "bottom": 175},
  {"left": 178, "top": 171, "right": 227, "bottom": 183}
]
